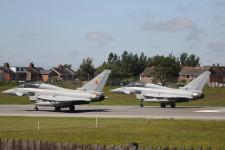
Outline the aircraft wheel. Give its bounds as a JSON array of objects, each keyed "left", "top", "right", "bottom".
[
  {"left": 55, "top": 107, "right": 61, "bottom": 112},
  {"left": 34, "top": 106, "right": 38, "bottom": 111},
  {"left": 69, "top": 105, "right": 75, "bottom": 111},
  {"left": 160, "top": 103, "right": 166, "bottom": 108},
  {"left": 140, "top": 103, "right": 144, "bottom": 108},
  {"left": 170, "top": 102, "right": 176, "bottom": 108}
]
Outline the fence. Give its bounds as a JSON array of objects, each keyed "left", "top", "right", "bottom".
[{"left": 0, "top": 139, "right": 216, "bottom": 150}]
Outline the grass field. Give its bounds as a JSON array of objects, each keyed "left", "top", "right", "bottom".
[
  {"left": 0, "top": 117, "right": 224, "bottom": 148},
  {"left": 0, "top": 84, "right": 225, "bottom": 106}
]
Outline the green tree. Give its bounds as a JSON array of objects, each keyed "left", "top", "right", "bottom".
[
  {"left": 63, "top": 64, "right": 72, "bottom": 69},
  {"left": 148, "top": 54, "right": 181, "bottom": 84},
  {"left": 77, "top": 58, "right": 95, "bottom": 81},
  {"left": 180, "top": 52, "right": 200, "bottom": 67}
]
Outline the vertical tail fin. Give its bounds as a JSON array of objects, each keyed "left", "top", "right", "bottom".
[
  {"left": 79, "top": 70, "right": 111, "bottom": 92},
  {"left": 181, "top": 71, "right": 211, "bottom": 92}
]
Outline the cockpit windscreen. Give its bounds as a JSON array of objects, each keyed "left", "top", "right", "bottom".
[
  {"left": 125, "top": 82, "right": 145, "bottom": 87},
  {"left": 18, "top": 83, "right": 41, "bottom": 88}
]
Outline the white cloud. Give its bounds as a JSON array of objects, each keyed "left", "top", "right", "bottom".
[
  {"left": 85, "top": 32, "right": 114, "bottom": 48},
  {"left": 85, "top": 32, "right": 114, "bottom": 42},
  {"left": 143, "top": 17, "right": 193, "bottom": 32},
  {"left": 142, "top": 17, "right": 205, "bottom": 46},
  {"left": 210, "top": 0, "right": 225, "bottom": 7},
  {"left": 186, "top": 26, "right": 205, "bottom": 42},
  {"left": 177, "top": 3, "right": 197, "bottom": 11},
  {"left": 208, "top": 41, "right": 225, "bottom": 51}
]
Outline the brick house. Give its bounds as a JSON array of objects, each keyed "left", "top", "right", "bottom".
[
  {"left": 178, "top": 65, "right": 225, "bottom": 87},
  {"left": 139, "top": 66, "right": 155, "bottom": 83},
  {"left": 10, "top": 66, "right": 28, "bottom": 81},
  {"left": 140, "top": 66, "right": 178, "bottom": 84},
  {"left": 178, "top": 66, "right": 210, "bottom": 82},
  {"left": 50, "top": 65, "right": 76, "bottom": 80},
  {"left": 209, "top": 66, "right": 225, "bottom": 87},
  {"left": 10, "top": 63, "right": 43, "bottom": 81},
  {"left": 0, "top": 63, "right": 15, "bottom": 81},
  {"left": 40, "top": 70, "right": 51, "bottom": 82},
  {"left": 26, "top": 63, "right": 43, "bottom": 81}
]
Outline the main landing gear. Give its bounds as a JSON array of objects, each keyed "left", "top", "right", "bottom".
[
  {"left": 69, "top": 105, "right": 75, "bottom": 112},
  {"left": 170, "top": 102, "right": 176, "bottom": 108},
  {"left": 55, "top": 107, "right": 61, "bottom": 112},
  {"left": 140, "top": 100, "right": 144, "bottom": 108},
  {"left": 54, "top": 105, "right": 75, "bottom": 112},
  {"left": 160, "top": 103, "right": 166, "bottom": 108},
  {"left": 34, "top": 106, "right": 38, "bottom": 111},
  {"left": 160, "top": 102, "right": 176, "bottom": 108}
]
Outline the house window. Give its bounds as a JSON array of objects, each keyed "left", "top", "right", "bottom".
[
  {"left": 21, "top": 68, "right": 24, "bottom": 71},
  {"left": 187, "top": 75, "right": 189, "bottom": 78},
  {"left": 16, "top": 68, "right": 19, "bottom": 71}
]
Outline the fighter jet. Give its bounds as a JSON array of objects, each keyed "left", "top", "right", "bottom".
[
  {"left": 111, "top": 71, "right": 210, "bottom": 108},
  {"left": 2, "top": 70, "right": 111, "bottom": 111}
]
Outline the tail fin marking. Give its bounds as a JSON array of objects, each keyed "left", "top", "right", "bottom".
[{"left": 80, "top": 70, "right": 111, "bottom": 92}]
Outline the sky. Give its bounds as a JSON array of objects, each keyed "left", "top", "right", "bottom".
[{"left": 0, "top": 0, "right": 225, "bottom": 69}]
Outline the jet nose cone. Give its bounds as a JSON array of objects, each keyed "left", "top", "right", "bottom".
[
  {"left": 2, "top": 88, "right": 23, "bottom": 96},
  {"left": 111, "top": 88, "right": 123, "bottom": 93},
  {"left": 2, "top": 89, "right": 13, "bottom": 94}
]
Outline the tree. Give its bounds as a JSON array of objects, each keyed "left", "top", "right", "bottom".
[
  {"left": 147, "top": 54, "right": 181, "bottom": 84},
  {"left": 180, "top": 53, "right": 188, "bottom": 66},
  {"left": 180, "top": 52, "right": 200, "bottom": 67},
  {"left": 63, "top": 64, "right": 72, "bottom": 69},
  {"left": 77, "top": 58, "right": 95, "bottom": 81}
]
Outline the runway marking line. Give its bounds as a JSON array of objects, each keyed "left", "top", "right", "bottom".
[{"left": 194, "top": 110, "right": 220, "bottom": 113}]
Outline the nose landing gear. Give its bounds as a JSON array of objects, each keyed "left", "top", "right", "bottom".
[
  {"left": 69, "top": 105, "right": 75, "bottom": 112},
  {"left": 34, "top": 106, "right": 38, "bottom": 111}
]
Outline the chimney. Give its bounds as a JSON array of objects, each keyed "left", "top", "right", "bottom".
[
  {"left": 217, "top": 63, "right": 220, "bottom": 67},
  {"left": 29, "top": 62, "right": 34, "bottom": 68},
  {"left": 4, "top": 63, "right": 10, "bottom": 68},
  {"left": 59, "top": 64, "right": 64, "bottom": 69}
]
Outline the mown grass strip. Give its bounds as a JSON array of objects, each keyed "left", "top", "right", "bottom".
[{"left": 0, "top": 116, "right": 224, "bottom": 148}]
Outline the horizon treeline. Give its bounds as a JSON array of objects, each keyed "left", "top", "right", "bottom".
[{"left": 76, "top": 51, "right": 200, "bottom": 84}]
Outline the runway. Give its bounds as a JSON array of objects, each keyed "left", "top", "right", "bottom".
[{"left": 0, "top": 105, "right": 225, "bottom": 120}]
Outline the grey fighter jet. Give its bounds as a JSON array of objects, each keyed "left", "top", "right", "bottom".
[
  {"left": 111, "top": 71, "right": 210, "bottom": 108},
  {"left": 2, "top": 70, "right": 111, "bottom": 111}
]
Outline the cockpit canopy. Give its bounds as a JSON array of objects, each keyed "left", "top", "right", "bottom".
[
  {"left": 18, "top": 82, "right": 41, "bottom": 88},
  {"left": 125, "top": 82, "right": 145, "bottom": 87}
]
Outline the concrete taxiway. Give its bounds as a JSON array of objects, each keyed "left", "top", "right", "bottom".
[{"left": 0, "top": 105, "right": 224, "bottom": 120}]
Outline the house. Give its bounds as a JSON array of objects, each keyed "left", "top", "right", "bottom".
[
  {"left": 26, "top": 63, "right": 43, "bottom": 81},
  {"left": 10, "top": 63, "right": 43, "bottom": 81},
  {"left": 10, "top": 66, "right": 28, "bottom": 81},
  {"left": 40, "top": 70, "right": 51, "bottom": 82},
  {"left": 178, "top": 65, "right": 225, "bottom": 87},
  {"left": 49, "top": 65, "right": 76, "bottom": 80},
  {"left": 0, "top": 63, "right": 15, "bottom": 81},
  {"left": 209, "top": 66, "right": 225, "bottom": 87},
  {"left": 178, "top": 66, "right": 210, "bottom": 82},
  {"left": 139, "top": 66, "right": 157, "bottom": 83}
]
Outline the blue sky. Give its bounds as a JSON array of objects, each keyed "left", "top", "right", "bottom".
[{"left": 0, "top": 0, "right": 225, "bottom": 69}]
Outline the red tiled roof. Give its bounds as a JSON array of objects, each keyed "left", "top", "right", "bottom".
[
  {"left": 26, "top": 67, "right": 41, "bottom": 75},
  {"left": 210, "top": 66, "right": 225, "bottom": 76},
  {"left": 0, "top": 67, "right": 15, "bottom": 74},
  {"left": 51, "top": 67, "right": 71, "bottom": 75},
  {"left": 179, "top": 66, "right": 210, "bottom": 76},
  {"left": 140, "top": 66, "right": 156, "bottom": 76}
]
